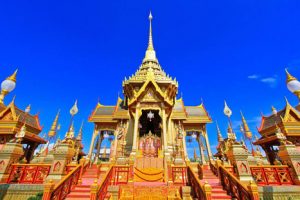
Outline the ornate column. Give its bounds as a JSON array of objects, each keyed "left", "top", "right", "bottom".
[
  {"left": 203, "top": 128, "right": 213, "bottom": 161},
  {"left": 95, "top": 131, "right": 102, "bottom": 164},
  {"left": 88, "top": 127, "right": 98, "bottom": 158},
  {"left": 168, "top": 117, "right": 174, "bottom": 154},
  {"left": 198, "top": 135, "right": 206, "bottom": 165},
  {"left": 162, "top": 106, "right": 168, "bottom": 153},
  {"left": 131, "top": 103, "right": 140, "bottom": 156},
  {"left": 110, "top": 129, "right": 118, "bottom": 163},
  {"left": 182, "top": 129, "right": 189, "bottom": 161}
]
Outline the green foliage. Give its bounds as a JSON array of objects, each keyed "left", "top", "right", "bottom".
[{"left": 27, "top": 192, "right": 43, "bottom": 200}]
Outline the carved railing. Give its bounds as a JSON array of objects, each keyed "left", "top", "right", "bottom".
[
  {"left": 7, "top": 164, "right": 51, "bottom": 184},
  {"left": 187, "top": 165, "right": 211, "bottom": 199},
  {"left": 250, "top": 165, "right": 294, "bottom": 186},
  {"left": 210, "top": 161, "right": 218, "bottom": 176},
  {"left": 91, "top": 165, "right": 130, "bottom": 200},
  {"left": 219, "top": 165, "right": 252, "bottom": 200},
  {"left": 198, "top": 164, "right": 204, "bottom": 179},
  {"left": 65, "top": 164, "right": 78, "bottom": 174},
  {"left": 48, "top": 164, "right": 81, "bottom": 200},
  {"left": 171, "top": 166, "right": 187, "bottom": 186},
  {"left": 113, "top": 165, "right": 130, "bottom": 185}
]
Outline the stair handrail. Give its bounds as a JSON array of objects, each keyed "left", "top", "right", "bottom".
[
  {"left": 91, "top": 165, "right": 114, "bottom": 200},
  {"left": 209, "top": 161, "right": 218, "bottom": 177},
  {"left": 187, "top": 165, "right": 212, "bottom": 200},
  {"left": 42, "top": 164, "right": 82, "bottom": 200},
  {"left": 219, "top": 165, "right": 255, "bottom": 200}
]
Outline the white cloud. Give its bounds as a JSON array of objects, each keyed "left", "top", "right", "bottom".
[
  {"left": 260, "top": 76, "right": 278, "bottom": 88},
  {"left": 248, "top": 74, "right": 278, "bottom": 88},
  {"left": 248, "top": 74, "right": 259, "bottom": 79}
]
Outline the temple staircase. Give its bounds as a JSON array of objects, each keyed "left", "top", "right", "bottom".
[
  {"left": 200, "top": 166, "right": 232, "bottom": 200},
  {"left": 65, "top": 164, "right": 106, "bottom": 200}
]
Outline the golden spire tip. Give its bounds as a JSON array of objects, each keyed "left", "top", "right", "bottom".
[
  {"left": 285, "top": 68, "right": 296, "bottom": 83},
  {"left": 149, "top": 11, "right": 153, "bottom": 20},
  {"left": 7, "top": 69, "right": 18, "bottom": 82}
]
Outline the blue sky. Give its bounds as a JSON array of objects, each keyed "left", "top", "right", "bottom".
[{"left": 1, "top": 0, "right": 300, "bottom": 157}]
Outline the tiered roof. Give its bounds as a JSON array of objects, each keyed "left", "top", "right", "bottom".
[
  {"left": 254, "top": 98, "right": 300, "bottom": 145},
  {"left": 0, "top": 98, "right": 46, "bottom": 144}
]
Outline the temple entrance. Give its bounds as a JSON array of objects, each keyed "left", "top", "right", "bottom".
[{"left": 138, "top": 110, "right": 162, "bottom": 158}]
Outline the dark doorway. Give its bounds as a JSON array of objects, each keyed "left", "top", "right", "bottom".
[{"left": 139, "top": 110, "right": 162, "bottom": 137}]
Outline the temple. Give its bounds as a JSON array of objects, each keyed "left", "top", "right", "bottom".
[
  {"left": 88, "top": 13, "right": 213, "bottom": 172},
  {"left": 0, "top": 12, "right": 300, "bottom": 200}
]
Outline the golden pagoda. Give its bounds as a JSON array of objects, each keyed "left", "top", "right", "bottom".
[{"left": 88, "top": 12, "right": 212, "bottom": 178}]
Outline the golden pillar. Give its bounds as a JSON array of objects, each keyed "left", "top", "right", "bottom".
[
  {"left": 95, "top": 130, "right": 102, "bottom": 164},
  {"left": 131, "top": 103, "right": 140, "bottom": 155},
  {"left": 88, "top": 127, "right": 98, "bottom": 158},
  {"left": 198, "top": 135, "right": 206, "bottom": 164},
  {"left": 167, "top": 117, "right": 174, "bottom": 154},
  {"left": 182, "top": 129, "right": 189, "bottom": 161},
  {"left": 162, "top": 106, "right": 169, "bottom": 182},
  {"left": 203, "top": 129, "right": 213, "bottom": 161},
  {"left": 110, "top": 129, "right": 118, "bottom": 162},
  {"left": 162, "top": 107, "right": 168, "bottom": 153}
]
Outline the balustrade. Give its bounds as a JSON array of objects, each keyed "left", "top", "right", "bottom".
[
  {"left": 48, "top": 164, "right": 81, "bottom": 200},
  {"left": 91, "top": 165, "right": 130, "bottom": 200},
  {"left": 219, "top": 165, "right": 252, "bottom": 200},
  {"left": 250, "top": 166, "right": 294, "bottom": 186},
  {"left": 171, "top": 166, "right": 187, "bottom": 186},
  {"left": 7, "top": 164, "right": 51, "bottom": 184},
  {"left": 209, "top": 162, "right": 218, "bottom": 176},
  {"left": 187, "top": 166, "right": 211, "bottom": 200}
]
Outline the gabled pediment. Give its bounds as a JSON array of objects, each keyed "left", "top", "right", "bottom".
[
  {"left": 128, "top": 79, "right": 173, "bottom": 106},
  {"left": 282, "top": 99, "right": 300, "bottom": 123},
  {"left": 0, "top": 104, "right": 17, "bottom": 121}
]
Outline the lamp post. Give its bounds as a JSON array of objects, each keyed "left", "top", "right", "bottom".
[
  {"left": 0, "top": 69, "right": 18, "bottom": 104},
  {"left": 286, "top": 68, "right": 300, "bottom": 102}
]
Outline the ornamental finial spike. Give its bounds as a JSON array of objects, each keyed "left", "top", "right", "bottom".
[
  {"left": 7, "top": 69, "right": 18, "bottom": 82},
  {"left": 216, "top": 121, "right": 223, "bottom": 142},
  {"left": 76, "top": 121, "right": 84, "bottom": 141},
  {"left": 240, "top": 111, "right": 252, "bottom": 139},
  {"left": 148, "top": 11, "right": 154, "bottom": 51},
  {"left": 143, "top": 11, "right": 157, "bottom": 62},
  {"left": 285, "top": 68, "right": 297, "bottom": 83},
  {"left": 48, "top": 110, "right": 60, "bottom": 137}
]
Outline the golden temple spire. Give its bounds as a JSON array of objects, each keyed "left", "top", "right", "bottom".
[
  {"left": 7, "top": 69, "right": 18, "bottom": 82},
  {"left": 65, "top": 121, "right": 75, "bottom": 139},
  {"left": 216, "top": 121, "right": 223, "bottom": 142},
  {"left": 148, "top": 12, "right": 154, "bottom": 51},
  {"left": 48, "top": 110, "right": 60, "bottom": 138},
  {"left": 285, "top": 68, "right": 297, "bottom": 83},
  {"left": 240, "top": 111, "right": 252, "bottom": 139},
  {"left": 76, "top": 121, "right": 83, "bottom": 141},
  {"left": 193, "top": 147, "right": 198, "bottom": 160},
  {"left": 227, "top": 122, "right": 236, "bottom": 140},
  {"left": 143, "top": 11, "right": 157, "bottom": 63}
]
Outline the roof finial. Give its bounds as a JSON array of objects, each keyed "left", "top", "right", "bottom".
[
  {"left": 216, "top": 121, "right": 223, "bottom": 142},
  {"left": 7, "top": 69, "right": 18, "bottom": 82},
  {"left": 285, "top": 68, "right": 296, "bottom": 83},
  {"left": 240, "top": 111, "right": 252, "bottom": 139},
  {"left": 48, "top": 110, "right": 60, "bottom": 137},
  {"left": 143, "top": 11, "right": 157, "bottom": 62},
  {"left": 148, "top": 12, "right": 154, "bottom": 51}
]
